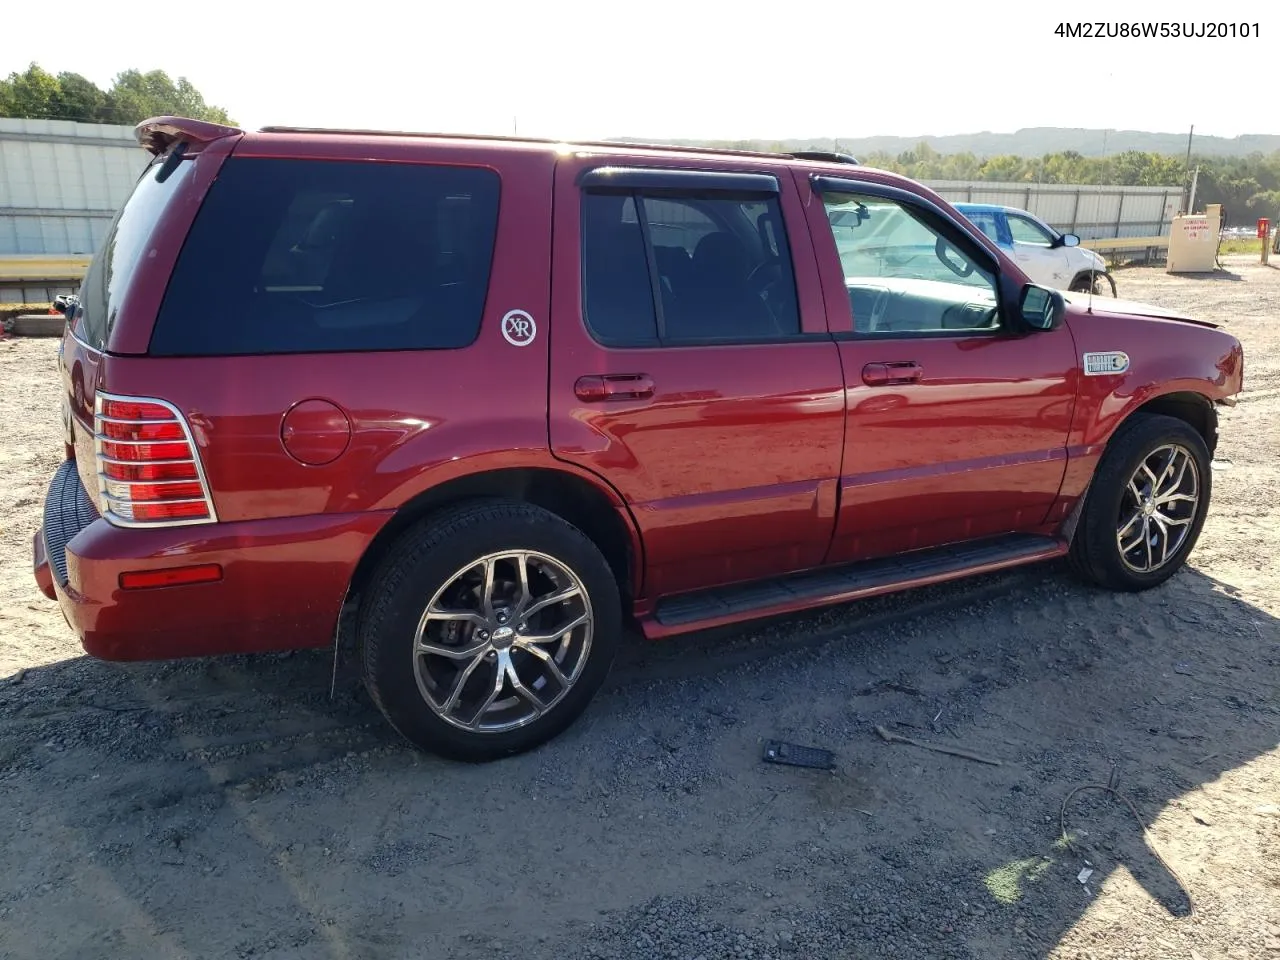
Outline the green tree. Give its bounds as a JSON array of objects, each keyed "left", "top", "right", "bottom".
[
  {"left": 1247, "top": 190, "right": 1280, "bottom": 219},
  {"left": 55, "top": 71, "right": 108, "bottom": 122},
  {"left": 941, "top": 152, "right": 982, "bottom": 180},
  {"left": 0, "top": 63, "right": 61, "bottom": 119},
  {"left": 0, "top": 63, "right": 234, "bottom": 125},
  {"left": 102, "top": 69, "right": 233, "bottom": 125},
  {"left": 977, "top": 155, "right": 1026, "bottom": 181},
  {"left": 1040, "top": 151, "right": 1086, "bottom": 184}
]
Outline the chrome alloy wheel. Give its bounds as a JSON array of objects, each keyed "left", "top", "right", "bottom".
[
  {"left": 412, "top": 550, "right": 593, "bottom": 733},
  {"left": 1116, "top": 443, "right": 1200, "bottom": 574}
]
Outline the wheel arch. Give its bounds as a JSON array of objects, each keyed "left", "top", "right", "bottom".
[
  {"left": 1068, "top": 269, "right": 1116, "bottom": 295},
  {"left": 1117, "top": 389, "right": 1220, "bottom": 458},
  {"left": 348, "top": 465, "right": 643, "bottom": 609}
]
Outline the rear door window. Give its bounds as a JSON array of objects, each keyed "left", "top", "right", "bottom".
[
  {"left": 581, "top": 188, "right": 801, "bottom": 346},
  {"left": 148, "top": 158, "right": 500, "bottom": 356}
]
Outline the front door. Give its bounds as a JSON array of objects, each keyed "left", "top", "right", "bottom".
[
  {"left": 549, "top": 160, "right": 846, "bottom": 600},
  {"left": 805, "top": 178, "right": 1077, "bottom": 562},
  {"left": 1004, "top": 211, "right": 1072, "bottom": 288}
]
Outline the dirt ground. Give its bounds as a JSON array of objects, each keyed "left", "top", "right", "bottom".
[{"left": 1, "top": 261, "right": 1277, "bottom": 960}]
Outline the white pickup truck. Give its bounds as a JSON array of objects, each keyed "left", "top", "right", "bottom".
[{"left": 954, "top": 202, "right": 1116, "bottom": 297}]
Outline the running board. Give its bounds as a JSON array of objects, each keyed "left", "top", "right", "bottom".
[{"left": 643, "top": 533, "right": 1067, "bottom": 639}]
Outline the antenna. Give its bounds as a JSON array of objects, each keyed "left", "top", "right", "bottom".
[
  {"left": 1088, "top": 246, "right": 1096, "bottom": 313},
  {"left": 1088, "top": 134, "right": 1115, "bottom": 315}
]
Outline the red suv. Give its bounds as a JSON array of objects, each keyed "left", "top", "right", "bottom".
[{"left": 34, "top": 116, "right": 1243, "bottom": 761}]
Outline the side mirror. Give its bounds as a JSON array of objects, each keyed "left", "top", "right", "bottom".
[
  {"left": 1060, "top": 233, "right": 1080, "bottom": 248},
  {"left": 1019, "top": 283, "right": 1066, "bottom": 331}
]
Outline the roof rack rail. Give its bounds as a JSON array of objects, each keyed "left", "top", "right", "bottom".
[
  {"left": 255, "top": 126, "right": 797, "bottom": 161},
  {"left": 788, "top": 151, "right": 860, "bottom": 165},
  {"left": 589, "top": 138, "right": 790, "bottom": 160}
]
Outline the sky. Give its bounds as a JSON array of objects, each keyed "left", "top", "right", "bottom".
[{"left": 3, "top": 0, "right": 1274, "bottom": 141}]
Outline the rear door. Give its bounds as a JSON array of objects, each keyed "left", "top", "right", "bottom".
[{"left": 548, "top": 159, "right": 846, "bottom": 600}]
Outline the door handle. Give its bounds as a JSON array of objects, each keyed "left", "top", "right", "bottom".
[
  {"left": 861, "top": 362, "right": 923, "bottom": 386},
  {"left": 574, "top": 374, "right": 655, "bottom": 402}
]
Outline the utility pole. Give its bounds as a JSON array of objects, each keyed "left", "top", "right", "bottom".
[
  {"left": 1181, "top": 124, "right": 1195, "bottom": 213},
  {"left": 1187, "top": 165, "right": 1200, "bottom": 214}
]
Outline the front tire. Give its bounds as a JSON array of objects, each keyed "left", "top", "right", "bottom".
[
  {"left": 1069, "top": 413, "right": 1211, "bottom": 592},
  {"left": 1069, "top": 272, "right": 1115, "bottom": 297},
  {"left": 359, "top": 500, "right": 621, "bottom": 762}
]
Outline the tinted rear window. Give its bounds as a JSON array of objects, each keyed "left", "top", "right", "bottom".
[{"left": 149, "top": 158, "right": 500, "bottom": 356}]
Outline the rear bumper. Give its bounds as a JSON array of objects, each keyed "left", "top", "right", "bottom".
[
  {"left": 33, "top": 527, "right": 55, "bottom": 601},
  {"left": 35, "top": 459, "right": 392, "bottom": 661}
]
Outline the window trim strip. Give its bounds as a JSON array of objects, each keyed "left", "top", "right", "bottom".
[
  {"left": 579, "top": 166, "right": 780, "bottom": 196},
  {"left": 632, "top": 196, "right": 669, "bottom": 341}
]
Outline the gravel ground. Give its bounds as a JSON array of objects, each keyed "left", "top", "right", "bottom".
[{"left": 1, "top": 260, "right": 1277, "bottom": 960}]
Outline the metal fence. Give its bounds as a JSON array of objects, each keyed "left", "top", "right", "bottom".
[{"left": 922, "top": 180, "right": 1182, "bottom": 242}]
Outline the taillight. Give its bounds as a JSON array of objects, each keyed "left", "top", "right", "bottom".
[{"left": 93, "top": 393, "right": 218, "bottom": 527}]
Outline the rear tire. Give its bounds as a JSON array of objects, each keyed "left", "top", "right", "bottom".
[
  {"left": 359, "top": 499, "right": 621, "bottom": 762},
  {"left": 1068, "top": 413, "right": 1211, "bottom": 592}
]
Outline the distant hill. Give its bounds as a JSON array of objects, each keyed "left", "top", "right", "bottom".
[{"left": 614, "top": 128, "right": 1280, "bottom": 159}]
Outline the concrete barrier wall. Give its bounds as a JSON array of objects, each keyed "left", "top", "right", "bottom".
[{"left": 0, "top": 118, "right": 144, "bottom": 299}]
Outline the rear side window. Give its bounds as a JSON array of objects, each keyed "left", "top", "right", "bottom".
[
  {"left": 149, "top": 159, "right": 500, "bottom": 356},
  {"left": 75, "top": 155, "right": 192, "bottom": 351}
]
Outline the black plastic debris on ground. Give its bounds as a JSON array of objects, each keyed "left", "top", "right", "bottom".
[{"left": 762, "top": 740, "right": 836, "bottom": 770}]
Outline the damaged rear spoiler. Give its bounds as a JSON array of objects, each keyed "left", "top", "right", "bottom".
[{"left": 134, "top": 116, "right": 245, "bottom": 156}]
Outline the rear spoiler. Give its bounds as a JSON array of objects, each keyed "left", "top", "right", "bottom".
[{"left": 134, "top": 116, "right": 244, "bottom": 156}]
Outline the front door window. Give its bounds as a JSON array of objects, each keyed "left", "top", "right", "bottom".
[{"left": 822, "top": 192, "right": 1001, "bottom": 336}]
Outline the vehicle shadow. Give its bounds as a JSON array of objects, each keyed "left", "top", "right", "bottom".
[
  {"left": 1132, "top": 265, "right": 1245, "bottom": 283},
  {"left": 1, "top": 560, "right": 1276, "bottom": 960}
]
